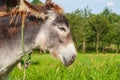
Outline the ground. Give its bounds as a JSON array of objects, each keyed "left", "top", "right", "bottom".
[{"left": 10, "top": 52, "right": 120, "bottom": 80}]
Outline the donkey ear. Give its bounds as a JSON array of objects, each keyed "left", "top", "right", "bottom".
[{"left": 46, "top": 0, "right": 52, "bottom": 4}]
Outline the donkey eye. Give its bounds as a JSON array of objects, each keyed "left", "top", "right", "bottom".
[{"left": 58, "top": 27, "right": 66, "bottom": 32}]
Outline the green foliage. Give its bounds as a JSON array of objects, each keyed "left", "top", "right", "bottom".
[
  {"left": 67, "top": 7, "right": 92, "bottom": 52},
  {"left": 67, "top": 10, "right": 83, "bottom": 50},
  {"left": 10, "top": 53, "right": 120, "bottom": 80},
  {"left": 89, "top": 14, "right": 110, "bottom": 53},
  {"left": 31, "top": 0, "right": 42, "bottom": 4},
  {"left": 66, "top": 7, "right": 120, "bottom": 53}
]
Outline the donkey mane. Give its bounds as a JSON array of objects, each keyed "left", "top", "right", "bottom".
[
  {"left": 9, "top": 0, "right": 64, "bottom": 27},
  {"left": 0, "top": 0, "right": 64, "bottom": 25},
  {"left": 6, "top": 0, "right": 64, "bottom": 19},
  {"left": 0, "top": 18, "right": 39, "bottom": 38},
  {"left": 0, "top": 0, "right": 65, "bottom": 37}
]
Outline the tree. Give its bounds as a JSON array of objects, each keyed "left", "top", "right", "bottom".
[
  {"left": 112, "top": 21, "right": 120, "bottom": 53},
  {"left": 89, "top": 14, "right": 110, "bottom": 53},
  {"left": 67, "top": 8, "right": 92, "bottom": 53},
  {"left": 67, "top": 10, "right": 83, "bottom": 50},
  {"left": 101, "top": 8, "right": 120, "bottom": 53},
  {"left": 81, "top": 6, "right": 91, "bottom": 53}
]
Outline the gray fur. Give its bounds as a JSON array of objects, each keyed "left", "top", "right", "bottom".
[{"left": 0, "top": 10, "right": 77, "bottom": 80}]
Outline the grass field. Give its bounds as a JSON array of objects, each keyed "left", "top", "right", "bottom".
[{"left": 10, "top": 53, "right": 120, "bottom": 80}]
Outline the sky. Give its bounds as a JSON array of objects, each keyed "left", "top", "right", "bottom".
[{"left": 29, "top": 0, "right": 120, "bottom": 14}]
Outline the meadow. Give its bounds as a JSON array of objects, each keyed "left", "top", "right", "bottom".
[{"left": 10, "top": 53, "right": 120, "bottom": 80}]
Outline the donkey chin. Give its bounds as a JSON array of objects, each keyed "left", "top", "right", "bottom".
[{"left": 49, "top": 43, "right": 77, "bottom": 67}]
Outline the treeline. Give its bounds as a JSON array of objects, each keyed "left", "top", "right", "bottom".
[{"left": 67, "top": 7, "right": 120, "bottom": 53}]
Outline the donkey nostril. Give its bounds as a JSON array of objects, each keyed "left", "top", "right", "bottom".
[{"left": 72, "top": 54, "right": 76, "bottom": 60}]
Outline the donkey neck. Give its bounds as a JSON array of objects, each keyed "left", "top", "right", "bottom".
[
  {"left": 0, "top": 16, "right": 43, "bottom": 77},
  {"left": 0, "top": 16, "right": 43, "bottom": 58},
  {"left": 9, "top": 17, "right": 42, "bottom": 53}
]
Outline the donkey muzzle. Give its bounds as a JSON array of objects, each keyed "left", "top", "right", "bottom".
[
  {"left": 58, "top": 43, "right": 77, "bottom": 67},
  {"left": 63, "top": 54, "right": 77, "bottom": 67}
]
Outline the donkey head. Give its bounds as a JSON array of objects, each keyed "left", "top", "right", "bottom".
[
  {"left": 20, "top": 0, "right": 77, "bottom": 66},
  {"left": 36, "top": 0, "right": 77, "bottom": 66}
]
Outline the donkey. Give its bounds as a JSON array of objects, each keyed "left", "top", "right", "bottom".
[{"left": 0, "top": 0, "right": 77, "bottom": 79}]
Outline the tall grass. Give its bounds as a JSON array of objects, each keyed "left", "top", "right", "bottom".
[{"left": 10, "top": 53, "right": 120, "bottom": 80}]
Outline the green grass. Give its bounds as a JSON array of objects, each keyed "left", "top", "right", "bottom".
[{"left": 9, "top": 53, "right": 120, "bottom": 80}]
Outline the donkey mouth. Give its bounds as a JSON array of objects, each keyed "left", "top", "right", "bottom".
[
  {"left": 63, "top": 55, "right": 76, "bottom": 67},
  {"left": 50, "top": 50, "right": 76, "bottom": 67}
]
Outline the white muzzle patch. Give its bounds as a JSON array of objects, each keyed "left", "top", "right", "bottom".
[{"left": 58, "top": 43, "right": 77, "bottom": 66}]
